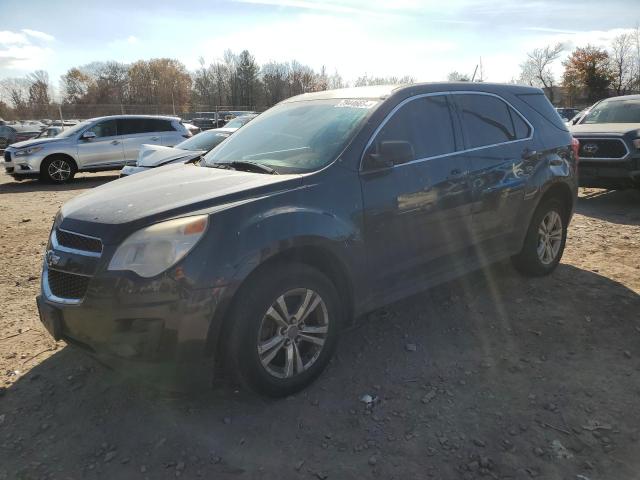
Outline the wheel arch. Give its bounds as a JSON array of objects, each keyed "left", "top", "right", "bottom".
[
  {"left": 537, "top": 181, "right": 574, "bottom": 220},
  {"left": 207, "top": 243, "right": 355, "bottom": 361},
  {"left": 41, "top": 152, "right": 78, "bottom": 172}
]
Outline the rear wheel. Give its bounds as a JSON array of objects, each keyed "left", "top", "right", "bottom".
[
  {"left": 40, "top": 156, "right": 76, "bottom": 184},
  {"left": 512, "top": 198, "right": 568, "bottom": 276},
  {"left": 225, "top": 263, "right": 342, "bottom": 397}
]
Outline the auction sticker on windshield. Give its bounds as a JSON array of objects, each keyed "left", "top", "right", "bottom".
[{"left": 335, "top": 99, "right": 378, "bottom": 109}]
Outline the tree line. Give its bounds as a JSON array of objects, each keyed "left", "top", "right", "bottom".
[
  {"left": 517, "top": 29, "right": 640, "bottom": 105},
  {"left": 0, "top": 49, "right": 415, "bottom": 120}
]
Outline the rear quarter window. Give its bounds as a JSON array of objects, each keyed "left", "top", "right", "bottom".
[{"left": 516, "top": 93, "right": 568, "bottom": 132}]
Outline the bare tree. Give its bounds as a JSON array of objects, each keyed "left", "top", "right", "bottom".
[
  {"left": 610, "top": 33, "right": 636, "bottom": 95},
  {"left": 354, "top": 75, "right": 415, "bottom": 86},
  {"left": 447, "top": 71, "right": 470, "bottom": 82},
  {"left": 0, "top": 78, "right": 30, "bottom": 115},
  {"left": 519, "top": 43, "right": 564, "bottom": 103}
]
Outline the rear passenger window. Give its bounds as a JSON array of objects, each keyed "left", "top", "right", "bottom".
[
  {"left": 117, "top": 118, "right": 146, "bottom": 135},
  {"left": 370, "top": 95, "right": 456, "bottom": 161},
  {"left": 148, "top": 119, "right": 174, "bottom": 132},
  {"left": 456, "top": 94, "right": 529, "bottom": 149}
]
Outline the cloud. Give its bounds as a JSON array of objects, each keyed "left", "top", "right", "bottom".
[
  {"left": 21, "top": 29, "right": 55, "bottom": 42},
  {"left": 190, "top": 13, "right": 458, "bottom": 82},
  {"left": 0, "top": 29, "right": 55, "bottom": 71},
  {"left": 107, "top": 35, "right": 140, "bottom": 48}
]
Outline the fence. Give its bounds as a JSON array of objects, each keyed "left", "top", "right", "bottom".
[{"left": 2, "top": 104, "right": 257, "bottom": 122}]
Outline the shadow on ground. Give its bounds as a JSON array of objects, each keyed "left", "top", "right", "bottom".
[
  {"left": 576, "top": 188, "right": 640, "bottom": 226},
  {"left": 0, "top": 173, "right": 119, "bottom": 194},
  {"left": 2, "top": 262, "right": 639, "bottom": 480}
]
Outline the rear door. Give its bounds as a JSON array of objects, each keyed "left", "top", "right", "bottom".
[
  {"left": 360, "top": 94, "right": 474, "bottom": 293},
  {"left": 76, "top": 119, "right": 124, "bottom": 168},
  {"left": 154, "top": 119, "right": 184, "bottom": 147},
  {"left": 452, "top": 92, "right": 534, "bottom": 248},
  {"left": 117, "top": 118, "right": 163, "bottom": 165}
]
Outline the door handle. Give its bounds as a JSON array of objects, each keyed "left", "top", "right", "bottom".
[
  {"left": 111, "top": 140, "right": 120, "bottom": 145},
  {"left": 150, "top": 136, "right": 160, "bottom": 141}
]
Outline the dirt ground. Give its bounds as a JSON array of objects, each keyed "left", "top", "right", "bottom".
[{"left": 0, "top": 172, "right": 639, "bottom": 480}]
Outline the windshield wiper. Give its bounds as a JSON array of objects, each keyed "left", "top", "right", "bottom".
[{"left": 207, "top": 160, "right": 278, "bottom": 174}]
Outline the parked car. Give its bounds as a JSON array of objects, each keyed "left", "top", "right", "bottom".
[
  {"left": 3, "top": 115, "right": 190, "bottom": 183},
  {"left": 36, "top": 83, "right": 577, "bottom": 396},
  {"left": 190, "top": 117, "right": 218, "bottom": 130},
  {"left": 0, "top": 124, "right": 41, "bottom": 150},
  {"left": 36, "top": 126, "right": 63, "bottom": 138},
  {"left": 120, "top": 129, "right": 232, "bottom": 176},
  {"left": 218, "top": 113, "right": 258, "bottom": 131},
  {"left": 556, "top": 107, "right": 581, "bottom": 122},
  {"left": 182, "top": 122, "right": 201, "bottom": 136},
  {"left": 120, "top": 116, "right": 257, "bottom": 177},
  {"left": 570, "top": 94, "right": 640, "bottom": 189}
]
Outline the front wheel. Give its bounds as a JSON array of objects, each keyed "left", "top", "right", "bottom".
[
  {"left": 40, "top": 156, "right": 76, "bottom": 184},
  {"left": 225, "top": 263, "right": 342, "bottom": 397},
  {"left": 512, "top": 198, "right": 568, "bottom": 276}
]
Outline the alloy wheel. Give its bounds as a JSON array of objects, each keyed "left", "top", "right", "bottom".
[
  {"left": 257, "top": 288, "right": 329, "bottom": 379},
  {"left": 537, "top": 210, "right": 563, "bottom": 265},
  {"left": 48, "top": 159, "right": 71, "bottom": 182}
]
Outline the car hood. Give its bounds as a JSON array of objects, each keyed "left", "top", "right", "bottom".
[
  {"left": 8, "top": 137, "right": 66, "bottom": 149},
  {"left": 570, "top": 123, "right": 640, "bottom": 136},
  {"left": 60, "top": 163, "right": 303, "bottom": 242},
  {"left": 137, "top": 144, "right": 205, "bottom": 167}
]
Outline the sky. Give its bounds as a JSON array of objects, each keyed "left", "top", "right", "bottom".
[{"left": 0, "top": 0, "right": 638, "bottom": 95}]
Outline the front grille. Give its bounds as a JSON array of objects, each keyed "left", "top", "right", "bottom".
[
  {"left": 4, "top": 151, "right": 10, "bottom": 162},
  {"left": 55, "top": 229, "right": 102, "bottom": 254},
  {"left": 577, "top": 138, "right": 628, "bottom": 159},
  {"left": 47, "top": 269, "right": 90, "bottom": 299}
]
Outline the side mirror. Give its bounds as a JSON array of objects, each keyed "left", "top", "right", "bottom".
[
  {"left": 363, "top": 140, "right": 414, "bottom": 170},
  {"left": 81, "top": 131, "right": 96, "bottom": 140}
]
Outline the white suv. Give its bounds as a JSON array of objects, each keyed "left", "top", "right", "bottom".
[{"left": 3, "top": 115, "right": 190, "bottom": 183}]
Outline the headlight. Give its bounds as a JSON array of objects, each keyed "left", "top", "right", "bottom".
[
  {"left": 15, "top": 146, "right": 44, "bottom": 157},
  {"left": 108, "top": 215, "right": 208, "bottom": 278}
]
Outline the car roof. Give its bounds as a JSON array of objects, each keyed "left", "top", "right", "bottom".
[
  {"left": 86, "top": 114, "right": 180, "bottom": 122},
  {"left": 600, "top": 94, "right": 640, "bottom": 103},
  {"left": 281, "top": 82, "right": 542, "bottom": 104}
]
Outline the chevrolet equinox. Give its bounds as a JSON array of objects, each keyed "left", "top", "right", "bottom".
[{"left": 36, "top": 83, "right": 578, "bottom": 396}]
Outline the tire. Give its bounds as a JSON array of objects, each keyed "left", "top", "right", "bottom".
[
  {"left": 512, "top": 198, "right": 568, "bottom": 276},
  {"left": 40, "top": 156, "right": 76, "bottom": 184},
  {"left": 225, "top": 263, "right": 342, "bottom": 397}
]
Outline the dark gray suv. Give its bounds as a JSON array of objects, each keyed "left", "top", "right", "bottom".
[{"left": 36, "top": 83, "right": 578, "bottom": 396}]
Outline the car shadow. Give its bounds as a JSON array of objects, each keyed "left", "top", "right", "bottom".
[
  {"left": 3, "top": 262, "right": 640, "bottom": 479},
  {"left": 576, "top": 187, "right": 640, "bottom": 226},
  {"left": 0, "top": 173, "right": 119, "bottom": 194}
]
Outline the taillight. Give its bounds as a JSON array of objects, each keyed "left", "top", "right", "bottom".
[{"left": 571, "top": 137, "right": 580, "bottom": 164}]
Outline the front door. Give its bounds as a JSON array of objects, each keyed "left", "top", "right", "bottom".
[
  {"left": 360, "top": 94, "right": 473, "bottom": 295},
  {"left": 76, "top": 119, "right": 124, "bottom": 168}
]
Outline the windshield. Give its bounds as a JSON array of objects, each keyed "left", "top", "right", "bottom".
[
  {"left": 580, "top": 99, "right": 640, "bottom": 124},
  {"left": 203, "top": 99, "right": 377, "bottom": 173},
  {"left": 224, "top": 115, "right": 254, "bottom": 129},
  {"left": 56, "top": 120, "right": 91, "bottom": 138},
  {"left": 175, "top": 130, "right": 230, "bottom": 151}
]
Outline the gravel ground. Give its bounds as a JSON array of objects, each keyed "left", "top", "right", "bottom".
[{"left": 0, "top": 172, "right": 639, "bottom": 480}]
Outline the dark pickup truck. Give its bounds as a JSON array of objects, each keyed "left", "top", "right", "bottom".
[{"left": 570, "top": 95, "right": 640, "bottom": 189}]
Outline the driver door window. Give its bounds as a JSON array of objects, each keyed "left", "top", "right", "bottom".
[{"left": 87, "top": 120, "right": 117, "bottom": 138}]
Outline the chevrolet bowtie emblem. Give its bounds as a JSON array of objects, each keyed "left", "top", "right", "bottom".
[{"left": 46, "top": 250, "right": 61, "bottom": 267}]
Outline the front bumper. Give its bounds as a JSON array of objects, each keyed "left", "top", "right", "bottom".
[
  {"left": 578, "top": 157, "right": 640, "bottom": 188},
  {"left": 37, "top": 263, "right": 228, "bottom": 391},
  {"left": 3, "top": 149, "right": 47, "bottom": 178}
]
